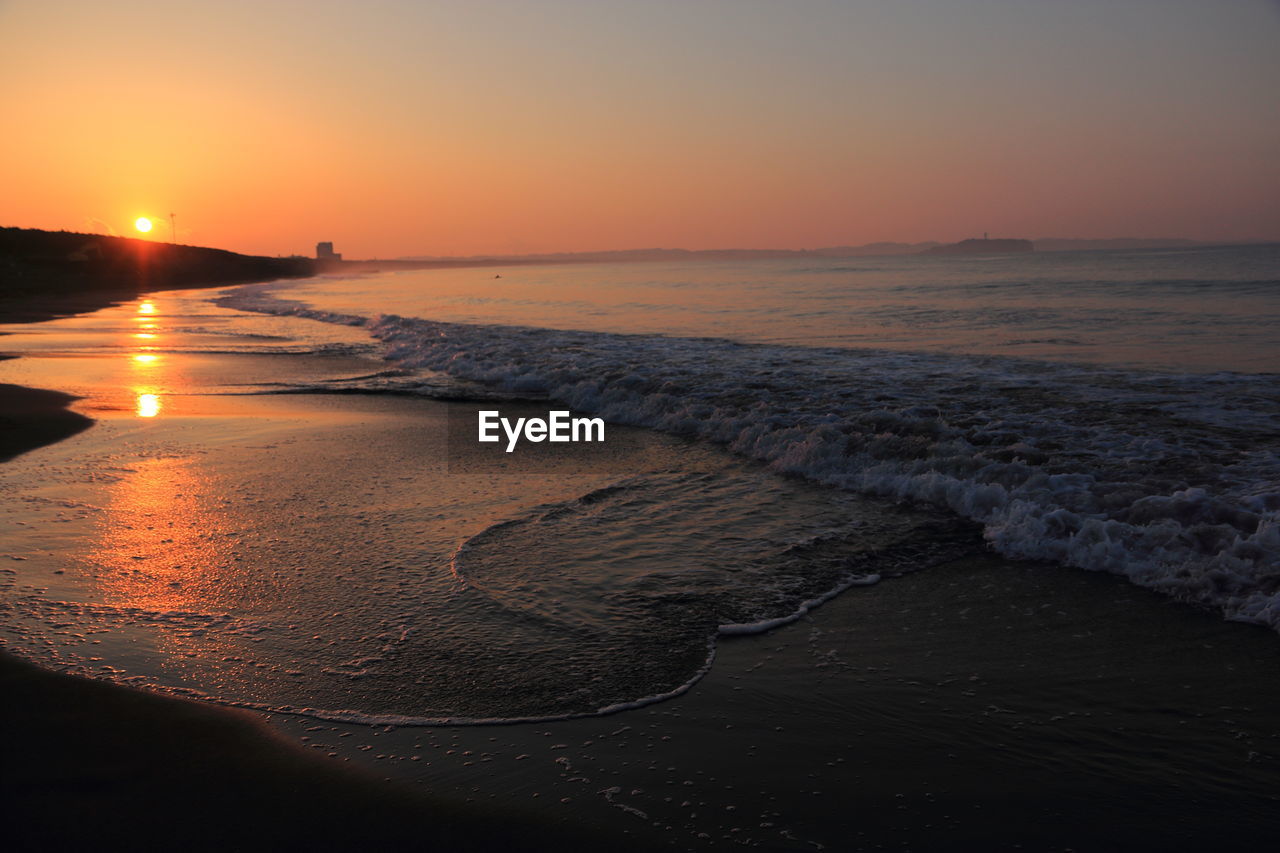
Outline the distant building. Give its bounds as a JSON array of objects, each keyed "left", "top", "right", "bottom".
[{"left": 316, "top": 241, "right": 342, "bottom": 261}]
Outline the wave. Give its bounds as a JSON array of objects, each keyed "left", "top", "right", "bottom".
[
  {"left": 219, "top": 284, "right": 1280, "bottom": 630},
  {"left": 281, "top": 469, "right": 967, "bottom": 725},
  {"left": 240, "top": 369, "right": 505, "bottom": 400},
  {"left": 4, "top": 463, "right": 962, "bottom": 726}
]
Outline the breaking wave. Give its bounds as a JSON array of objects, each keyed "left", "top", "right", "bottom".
[{"left": 219, "top": 284, "right": 1280, "bottom": 630}]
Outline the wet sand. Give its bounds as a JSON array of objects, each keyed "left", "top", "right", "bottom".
[
  {"left": 0, "top": 285, "right": 164, "bottom": 326},
  {"left": 3, "top": 289, "right": 1280, "bottom": 851},
  {"left": 0, "top": 404, "right": 644, "bottom": 850},
  {"left": 0, "top": 298, "right": 632, "bottom": 851},
  {"left": 0, "top": 403, "right": 622, "bottom": 853},
  {"left": 258, "top": 551, "right": 1280, "bottom": 851}
]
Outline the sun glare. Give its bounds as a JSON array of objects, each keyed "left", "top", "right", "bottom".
[
  {"left": 136, "top": 393, "right": 161, "bottom": 418},
  {"left": 134, "top": 217, "right": 153, "bottom": 233}
]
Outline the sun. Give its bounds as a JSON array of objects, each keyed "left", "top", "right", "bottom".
[{"left": 134, "top": 217, "right": 153, "bottom": 233}]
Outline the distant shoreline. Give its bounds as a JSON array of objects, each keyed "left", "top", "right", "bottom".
[
  {"left": 4, "top": 224, "right": 1275, "bottom": 331},
  {"left": 393, "top": 237, "right": 1274, "bottom": 266},
  {"left": 7, "top": 224, "right": 1273, "bottom": 325},
  {"left": 0, "top": 226, "right": 585, "bottom": 326}
]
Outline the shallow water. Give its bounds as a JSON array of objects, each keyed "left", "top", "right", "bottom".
[
  {"left": 1, "top": 246, "right": 1278, "bottom": 727},
  {"left": 280, "top": 244, "right": 1280, "bottom": 371},
  {"left": 220, "top": 248, "right": 1280, "bottom": 634},
  {"left": 1, "top": 291, "right": 971, "bottom": 722}
]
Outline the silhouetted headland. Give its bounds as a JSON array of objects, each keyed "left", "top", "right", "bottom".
[
  {"left": 924, "top": 237, "right": 1035, "bottom": 255},
  {"left": 0, "top": 227, "right": 600, "bottom": 323},
  {"left": 0, "top": 227, "right": 316, "bottom": 323}
]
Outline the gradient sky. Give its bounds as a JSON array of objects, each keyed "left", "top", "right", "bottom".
[{"left": 2, "top": 0, "right": 1277, "bottom": 257}]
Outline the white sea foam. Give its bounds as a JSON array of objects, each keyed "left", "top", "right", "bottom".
[
  {"left": 220, "top": 284, "right": 1280, "bottom": 630},
  {"left": 717, "top": 573, "right": 881, "bottom": 636}
]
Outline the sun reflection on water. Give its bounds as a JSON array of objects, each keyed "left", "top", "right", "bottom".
[
  {"left": 91, "top": 457, "right": 218, "bottom": 611},
  {"left": 136, "top": 392, "right": 161, "bottom": 418},
  {"left": 85, "top": 456, "right": 254, "bottom": 687},
  {"left": 128, "top": 300, "right": 164, "bottom": 412}
]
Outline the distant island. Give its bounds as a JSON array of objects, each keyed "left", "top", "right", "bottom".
[{"left": 924, "top": 237, "right": 1035, "bottom": 256}]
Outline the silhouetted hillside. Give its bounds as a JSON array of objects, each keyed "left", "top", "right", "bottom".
[{"left": 0, "top": 227, "right": 314, "bottom": 323}]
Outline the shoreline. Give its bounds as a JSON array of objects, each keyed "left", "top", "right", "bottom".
[
  {"left": 4, "top": 225, "right": 774, "bottom": 328},
  {"left": 279, "top": 550, "right": 1280, "bottom": 850},
  {"left": 4, "top": 272, "right": 1280, "bottom": 850},
  {"left": 0, "top": 287, "right": 631, "bottom": 851}
]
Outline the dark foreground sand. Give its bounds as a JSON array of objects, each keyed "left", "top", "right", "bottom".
[
  {"left": 0, "top": 648, "right": 622, "bottom": 852},
  {"left": 0, "top": 378, "right": 93, "bottom": 463}
]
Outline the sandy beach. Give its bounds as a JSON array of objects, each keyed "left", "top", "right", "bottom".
[
  {"left": 289, "top": 551, "right": 1280, "bottom": 850},
  {"left": 1, "top": 649, "right": 620, "bottom": 851},
  {"left": 1, "top": 282, "right": 1278, "bottom": 851},
  {"left": 0, "top": 312, "right": 641, "bottom": 851}
]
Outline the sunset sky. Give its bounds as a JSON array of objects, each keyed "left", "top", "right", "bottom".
[{"left": 2, "top": 0, "right": 1277, "bottom": 258}]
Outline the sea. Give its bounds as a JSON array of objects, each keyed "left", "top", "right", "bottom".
[{"left": 2, "top": 243, "right": 1278, "bottom": 726}]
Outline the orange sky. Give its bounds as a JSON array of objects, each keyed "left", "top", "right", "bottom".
[{"left": 1, "top": 1, "right": 1277, "bottom": 258}]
